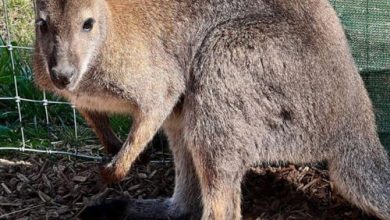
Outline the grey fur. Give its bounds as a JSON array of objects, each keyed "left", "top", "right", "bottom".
[{"left": 33, "top": 0, "right": 390, "bottom": 219}]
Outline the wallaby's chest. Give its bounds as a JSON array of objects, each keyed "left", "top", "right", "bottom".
[{"left": 69, "top": 93, "right": 132, "bottom": 114}]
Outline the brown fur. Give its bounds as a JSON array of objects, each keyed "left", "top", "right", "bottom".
[{"left": 34, "top": 0, "right": 390, "bottom": 219}]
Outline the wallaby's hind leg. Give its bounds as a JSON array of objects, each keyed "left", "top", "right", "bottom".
[
  {"left": 168, "top": 142, "right": 202, "bottom": 219},
  {"left": 328, "top": 137, "right": 390, "bottom": 220},
  {"left": 201, "top": 183, "right": 242, "bottom": 220},
  {"left": 189, "top": 143, "right": 244, "bottom": 220}
]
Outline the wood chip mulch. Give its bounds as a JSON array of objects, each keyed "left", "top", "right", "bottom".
[{"left": 0, "top": 153, "right": 379, "bottom": 220}]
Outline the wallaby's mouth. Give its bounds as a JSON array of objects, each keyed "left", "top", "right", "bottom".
[
  {"left": 50, "top": 71, "right": 73, "bottom": 90},
  {"left": 67, "top": 74, "right": 82, "bottom": 92}
]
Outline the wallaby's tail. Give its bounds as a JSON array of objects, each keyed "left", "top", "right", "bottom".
[{"left": 329, "top": 140, "right": 390, "bottom": 220}]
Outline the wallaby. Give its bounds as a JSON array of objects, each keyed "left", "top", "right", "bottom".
[{"left": 33, "top": 0, "right": 390, "bottom": 219}]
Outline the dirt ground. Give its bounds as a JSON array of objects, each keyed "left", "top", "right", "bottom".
[{"left": 0, "top": 151, "right": 379, "bottom": 220}]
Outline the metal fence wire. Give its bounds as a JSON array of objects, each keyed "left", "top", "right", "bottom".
[
  {"left": 0, "top": 0, "right": 389, "bottom": 161},
  {"left": 0, "top": 0, "right": 170, "bottom": 162},
  {"left": 0, "top": 0, "right": 101, "bottom": 160}
]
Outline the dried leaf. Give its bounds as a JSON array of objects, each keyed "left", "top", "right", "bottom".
[
  {"left": 16, "top": 173, "right": 29, "bottom": 183},
  {"left": 1, "top": 183, "right": 12, "bottom": 194},
  {"left": 42, "top": 174, "right": 52, "bottom": 188},
  {"left": 137, "top": 173, "right": 147, "bottom": 179},
  {"left": 38, "top": 190, "right": 52, "bottom": 202},
  {"left": 72, "top": 176, "right": 88, "bottom": 183}
]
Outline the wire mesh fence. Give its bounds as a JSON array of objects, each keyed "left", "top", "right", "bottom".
[
  {"left": 332, "top": 0, "right": 390, "bottom": 150},
  {"left": 0, "top": 0, "right": 171, "bottom": 162},
  {"left": 0, "top": 0, "right": 389, "bottom": 162},
  {"left": 0, "top": 0, "right": 104, "bottom": 160}
]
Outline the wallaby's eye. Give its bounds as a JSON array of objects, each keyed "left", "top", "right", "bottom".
[
  {"left": 83, "top": 18, "right": 95, "bottom": 32},
  {"left": 35, "top": 18, "right": 48, "bottom": 33}
]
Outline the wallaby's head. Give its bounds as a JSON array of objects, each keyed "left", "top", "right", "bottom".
[{"left": 35, "top": 0, "right": 108, "bottom": 91}]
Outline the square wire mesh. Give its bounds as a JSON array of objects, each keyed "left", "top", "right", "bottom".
[{"left": 332, "top": 0, "right": 390, "bottom": 149}]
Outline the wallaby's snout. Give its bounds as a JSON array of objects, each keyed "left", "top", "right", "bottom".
[
  {"left": 49, "top": 64, "right": 76, "bottom": 90},
  {"left": 47, "top": 43, "right": 77, "bottom": 90}
]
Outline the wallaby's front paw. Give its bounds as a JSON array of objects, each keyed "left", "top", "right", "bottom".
[{"left": 100, "top": 162, "right": 127, "bottom": 184}]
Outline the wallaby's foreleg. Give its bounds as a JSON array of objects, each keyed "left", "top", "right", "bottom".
[
  {"left": 80, "top": 139, "right": 202, "bottom": 220},
  {"left": 100, "top": 114, "right": 164, "bottom": 183},
  {"left": 79, "top": 110, "right": 122, "bottom": 155},
  {"left": 328, "top": 138, "right": 390, "bottom": 220}
]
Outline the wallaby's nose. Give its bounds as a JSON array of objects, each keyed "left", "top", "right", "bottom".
[{"left": 50, "top": 66, "right": 75, "bottom": 90}]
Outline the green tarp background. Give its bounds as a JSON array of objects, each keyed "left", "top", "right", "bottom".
[{"left": 332, "top": 0, "right": 390, "bottom": 150}]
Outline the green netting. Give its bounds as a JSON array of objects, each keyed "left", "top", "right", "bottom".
[{"left": 331, "top": 1, "right": 390, "bottom": 150}]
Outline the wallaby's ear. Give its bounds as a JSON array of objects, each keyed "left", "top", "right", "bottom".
[
  {"left": 35, "top": 0, "right": 45, "bottom": 9},
  {"left": 34, "top": 0, "right": 46, "bottom": 15}
]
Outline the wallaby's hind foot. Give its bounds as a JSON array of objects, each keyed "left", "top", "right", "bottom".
[
  {"left": 79, "top": 198, "right": 192, "bottom": 220},
  {"left": 329, "top": 140, "right": 390, "bottom": 220}
]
